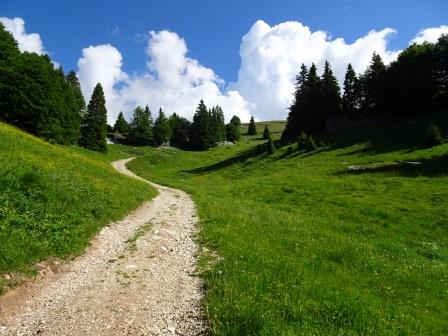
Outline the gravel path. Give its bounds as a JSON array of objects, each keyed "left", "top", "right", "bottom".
[{"left": 0, "top": 158, "right": 206, "bottom": 336}]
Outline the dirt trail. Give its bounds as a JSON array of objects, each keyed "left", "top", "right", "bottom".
[{"left": 0, "top": 158, "right": 206, "bottom": 335}]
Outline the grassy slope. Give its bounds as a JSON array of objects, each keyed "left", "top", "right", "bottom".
[
  {"left": 129, "top": 119, "right": 448, "bottom": 335},
  {"left": 0, "top": 123, "right": 156, "bottom": 292}
]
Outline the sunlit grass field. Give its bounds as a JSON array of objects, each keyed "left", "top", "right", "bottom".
[
  {"left": 128, "top": 119, "right": 448, "bottom": 335},
  {"left": 0, "top": 123, "right": 156, "bottom": 293}
]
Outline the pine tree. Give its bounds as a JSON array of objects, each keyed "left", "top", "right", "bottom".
[
  {"left": 282, "top": 64, "right": 308, "bottom": 141},
  {"left": 263, "top": 125, "right": 271, "bottom": 139},
  {"left": 190, "top": 100, "right": 213, "bottom": 150},
  {"left": 342, "top": 63, "right": 359, "bottom": 116},
  {"left": 359, "top": 53, "right": 386, "bottom": 114},
  {"left": 128, "top": 105, "right": 153, "bottom": 145},
  {"left": 247, "top": 116, "right": 257, "bottom": 135},
  {"left": 168, "top": 113, "right": 191, "bottom": 148},
  {"left": 319, "top": 60, "right": 341, "bottom": 130},
  {"left": 113, "top": 112, "right": 130, "bottom": 134},
  {"left": 210, "top": 105, "right": 226, "bottom": 143},
  {"left": 66, "top": 71, "right": 86, "bottom": 120},
  {"left": 153, "top": 108, "right": 172, "bottom": 146},
  {"left": 79, "top": 83, "right": 107, "bottom": 152}
]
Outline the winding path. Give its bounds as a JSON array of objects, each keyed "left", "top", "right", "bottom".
[{"left": 0, "top": 158, "right": 206, "bottom": 335}]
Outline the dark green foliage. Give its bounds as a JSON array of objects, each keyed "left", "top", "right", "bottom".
[
  {"left": 230, "top": 115, "right": 241, "bottom": 127},
  {"left": 434, "top": 34, "right": 448, "bottom": 107},
  {"left": 342, "top": 63, "right": 360, "bottom": 116},
  {"left": 0, "top": 24, "right": 80, "bottom": 145},
  {"left": 359, "top": 53, "right": 386, "bottom": 115},
  {"left": 113, "top": 112, "right": 130, "bottom": 134},
  {"left": 210, "top": 105, "right": 226, "bottom": 143},
  {"left": 79, "top": 83, "right": 107, "bottom": 152},
  {"left": 247, "top": 116, "right": 257, "bottom": 135},
  {"left": 320, "top": 60, "right": 341, "bottom": 119},
  {"left": 128, "top": 105, "right": 153, "bottom": 146},
  {"left": 226, "top": 123, "right": 241, "bottom": 142},
  {"left": 263, "top": 125, "right": 271, "bottom": 140},
  {"left": 190, "top": 100, "right": 214, "bottom": 150},
  {"left": 267, "top": 137, "right": 276, "bottom": 154},
  {"left": 153, "top": 108, "right": 172, "bottom": 146},
  {"left": 168, "top": 113, "right": 191, "bottom": 148},
  {"left": 66, "top": 70, "right": 86, "bottom": 120},
  {"left": 426, "top": 125, "right": 443, "bottom": 147}
]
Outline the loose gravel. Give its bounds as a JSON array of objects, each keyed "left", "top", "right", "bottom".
[{"left": 0, "top": 158, "right": 206, "bottom": 335}]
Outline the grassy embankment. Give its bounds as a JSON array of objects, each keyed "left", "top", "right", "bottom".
[
  {"left": 0, "top": 123, "right": 156, "bottom": 293},
  {"left": 128, "top": 118, "right": 448, "bottom": 335}
]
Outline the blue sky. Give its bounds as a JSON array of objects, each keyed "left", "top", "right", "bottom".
[
  {"left": 1, "top": 0, "right": 446, "bottom": 82},
  {"left": 1, "top": 0, "right": 447, "bottom": 122}
]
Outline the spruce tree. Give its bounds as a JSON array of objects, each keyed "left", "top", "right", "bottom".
[
  {"left": 66, "top": 71, "right": 86, "bottom": 120},
  {"left": 282, "top": 64, "right": 308, "bottom": 141},
  {"left": 79, "top": 83, "right": 107, "bottom": 152},
  {"left": 113, "top": 112, "right": 130, "bottom": 134},
  {"left": 210, "top": 105, "right": 226, "bottom": 143},
  {"left": 153, "top": 108, "right": 172, "bottom": 146},
  {"left": 128, "top": 105, "right": 153, "bottom": 145},
  {"left": 247, "top": 116, "right": 257, "bottom": 135},
  {"left": 168, "top": 113, "right": 191, "bottom": 148},
  {"left": 190, "top": 100, "right": 213, "bottom": 150},
  {"left": 359, "top": 53, "right": 386, "bottom": 114},
  {"left": 304, "top": 63, "right": 323, "bottom": 133},
  {"left": 267, "top": 136, "right": 276, "bottom": 154},
  {"left": 320, "top": 60, "right": 341, "bottom": 121},
  {"left": 263, "top": 125, "right": 271, "bottom": 139},
  {"left": 342, "top": 63, "right": 359, "bottom": 116}
]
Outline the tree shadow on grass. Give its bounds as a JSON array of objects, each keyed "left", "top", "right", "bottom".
[
  {"left": 186, "top": 147, "right": 267, "bottom": 174},
  {"left": 335, "top": 154, "right": 448, "bottom": 177}
]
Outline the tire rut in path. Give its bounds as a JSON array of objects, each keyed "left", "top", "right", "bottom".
[{"left": 0, "top": 157, "right": 206, "bottom": 335}]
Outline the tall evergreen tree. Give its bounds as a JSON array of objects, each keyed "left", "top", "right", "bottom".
[
  {"left": 320, "top": 60, "right": 341, "bottom": 122},
  {"left": 225, "top": 123, "right": 241, "bottom": 142},
  {"left": 282, "top": 64, "right": 308, "bottom": 141},
  {"left": 153, "top": 108, "right": 172, "bottom": 146},
  {"left": 128, "top": 105, "right": 153, "bottom": 145},
  {"left": 342, "top": 63, "right": 359, "bottom": 116},
  {"left": 210, "top": 105, "right": 226, "bottom": 143},
  {"left": 304, "top": 63, "right": 323, "bottom": 132},
  {"left": 113, "top": 111, "right": 130, "bottom": 134},
  {"left": 190, "top": 100, "right": 213, "bottom": 150},
  {"left": 168, "top": 113, "right": 191, "bottom": 148},
  {"left": 79, "top": 83, "right": 107, "bottom": 152},
  {"left": 434, "top": 34, "right": 448, "bottom": 108},
  {"left": 359, "top": 53, "right": 386, "bottom": 115},
  {"left": 247, "top": 116, "right": 257, "bottom": 135},
  {"left": 66, "top": 71, "right": 86, "bottom": 120}
]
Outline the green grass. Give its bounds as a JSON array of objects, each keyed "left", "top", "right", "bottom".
[
  {"left": 0, "top": 123, "right": 156, "bottom": 293},
  {"left": 128, "top": 118, "right": 448, "bottom": 335}
]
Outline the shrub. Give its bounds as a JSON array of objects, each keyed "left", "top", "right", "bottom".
[
  {"left": 267, "top": 137, "right": 276, "bottom": 154},
  {"left": 426, "top": 125, "right": 443, "bottom": 147}
]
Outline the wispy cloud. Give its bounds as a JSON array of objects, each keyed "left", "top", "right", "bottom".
[{"left": 332, "top": 5, "right": 352, "bottom": 13}]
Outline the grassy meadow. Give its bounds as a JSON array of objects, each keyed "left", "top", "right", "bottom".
[
  {"left": 0, "top": 123, "right": 156, "bottom": 293},
  {"left": 128, "top": 119, "right": 448, "bottom": 335}
]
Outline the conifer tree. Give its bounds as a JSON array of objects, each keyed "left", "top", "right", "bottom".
[
  {"left": 304, "top": 63, "right": 323, "bottom": 132},
  {"left": 210, "top": 105, "right": 226, "bottom": 143},
  {"left": 359, "top": 53, "right": 386, "bottom": 114},
  {"left": 168, "top": 113, "right": 191, "bottom": 148},
  {"left": 66, "top": 71, "right": 86, "bottom": 120},
  {"left": 128, "top": 105, "right": 153, "bottom": 145},
  {"left": 190, "top": 100, "right": 213, "bottom": 150},
  {"left": 320, "top": 60, "right": 341, "bottom": 121},
  {"left": 247, "top": 116, "right": 257, "bottom": 135},
  {"left": 263, "top": 125, "right": 271, "bottom": 139},
  {"left": 79, "top": 83, "right": 107, "bottom": 152},
  {"left": 267, "top": 136, "right": 276, "bottom": 154},
  {"left": 113, "top": 111, "right": 130, "bottom": 134},
  {"left": 342, "top": 63, "right": 359, "bottom": 116},
  {"left": 153, "top": 108, "right": 172, "bottom": 146}
]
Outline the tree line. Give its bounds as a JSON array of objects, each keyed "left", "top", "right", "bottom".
[
  {"left": 0, "top": 23, "right": 108, "bottom": 152},
  {"left": 282, "top": 34, "right": 448, "bottom": 141},
  {"left": 113, "top": 100, "right": 244, "bottom": 150}
]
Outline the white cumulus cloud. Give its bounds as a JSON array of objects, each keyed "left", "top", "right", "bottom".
[
  {"left": 231, "top": 20, "right": 401, "bottom": 121},
  {"left": 0, "top": 17, "right": 45, "bottom": 54},
  {"left": 77, "top": 30, "right": 252, "bottom": 124},
  {"left": 410, "top": 25, "right": 448, "bottom": 44}
]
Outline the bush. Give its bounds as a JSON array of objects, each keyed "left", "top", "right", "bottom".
[
  {"left": 226, "top": 123, "right": 241, "bottom": 142},
  {"left": 267, "top": 137, "right": 276, "bottom": 154},
  {"left": 426, "top": 125, "right": 443, "bottom": 147},
  {"left": 297, "top": 131, "right": 318, "bottom": 151},
  {"left": 263, "top": 125, "right": 271, "bottom": 140}
]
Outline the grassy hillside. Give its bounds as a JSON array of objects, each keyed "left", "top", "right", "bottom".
[
  {"left": 128, "top": 118, "right": 448, "bottom": 335},
  {"left": 0, "top": 123, "right": 156, "bottom": 293}
]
